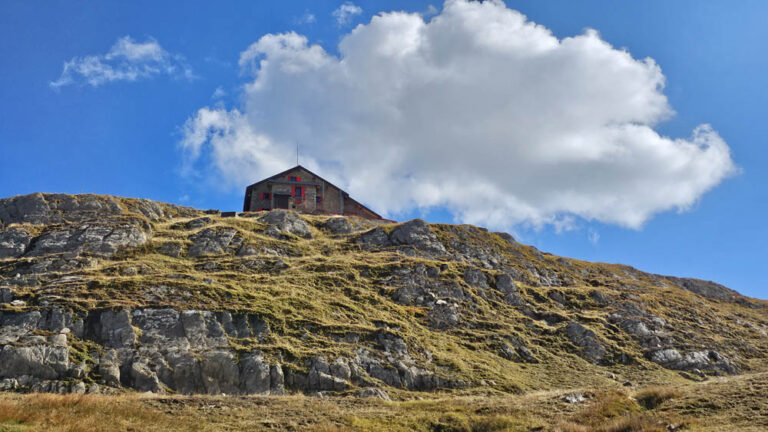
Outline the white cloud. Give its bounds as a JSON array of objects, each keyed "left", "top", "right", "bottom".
[
  {"left": 51, "top": 36, "right": 194, "bottom": 89},
  {"left": 588, "top": 228, "right": 600, "bottom": 245},
  {"left": 333, "top": 2, "right": 362, "bottom": 26},
  {"left": 211, "top": 86, "right": 226, "bottom": 99},
  {"left": 295, "top": 11, "right": 317, "bottom": 25},
  {"left": 180, "top": 0, "right": 736, "bottom": 230}
]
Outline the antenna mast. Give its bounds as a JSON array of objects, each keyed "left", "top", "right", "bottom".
[{"left": 296, "top": 142, "right": 299, "bottom": 165}]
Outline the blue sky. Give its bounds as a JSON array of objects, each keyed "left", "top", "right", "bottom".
[{"left": 0, "top": 1, "right": 766, "bottom": 298}]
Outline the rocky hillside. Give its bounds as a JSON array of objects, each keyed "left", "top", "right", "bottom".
[{"left": 0, "top": 193, "right": 766, "bottom": 397}]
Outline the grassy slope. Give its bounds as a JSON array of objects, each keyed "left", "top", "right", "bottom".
[
  {"left": 2, "top": 198, "right": 767, "bottom": 393},
  {"left": 1, "top": 196, "right": 768, "bottom": 430},
  {"left": 0, "top": 372, "right": 766, "bottom": 431}
]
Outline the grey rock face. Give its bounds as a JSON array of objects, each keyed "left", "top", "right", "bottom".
[
  {"left": 129, "top": 360, "right": 162, "bottom": 392},
  {"left": 201, "top": 350, "right": 240, "bottom": 394},
  {"left": 0, "top": 228, "right": 31, "bottom": 258},
  {"left": 185, "top": 217, "right": 212, "bottom": 230},
  {"left": 188, "top": 228, "right": 238, "bottom": 257},
  {"left": 390, "top": 219, "right": 446, "bottom": 255},
  {"left": 620, "top": 319, "right": 652, "bottom": 338},
  {"left": 645, "top": 348, "right": 737, "bottom": 374},
  {"left": 259, "top": 210, "right": 312, "bottom": 239},
  {"left": 240, "top": 352, "right": 271, "bottom": 394},
  {"left": 646, "top": 348, "right": 682, "bottom": 365},
  {"left": 307, "top": 356, "right": 349, "bottom": 391},
  {"left": 89, "top": 309, "right": 136, "bottom": 349},
  {"left": 324, "top": 217, "right": 353, "bottom": 235},
  {"left": 665, "top": 276, "right": 741, "bottom": 302},
  {"left": 97, "top": 349, "right": 121, "bottom": 387},
  {"left": 270, "top": 365, "right": 285, "bottom": 394},
  {"left": 387, "top": 265, "right": 464, "bottom": 307},
  {"left": 564, "top": 322, "right": 606, "bottom": 363},
  {"left": 0, "top": 193, "right": 55, "bottom": 225},
  {"left": 26, "top": 222, "right": 149, "bottom": 258},
  {"left": 0, "top": 345, "right": 70, "bottom": 380},
  {"left": 330, "top": 358, "right": 352, "bottom": 381},
  {"left": 0, "top": 193, "right": 188, "bottom": 226}
]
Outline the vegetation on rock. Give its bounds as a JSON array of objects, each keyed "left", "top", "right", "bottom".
[{"left": 0, "top": 193, "right": 766, "bottom": 429}]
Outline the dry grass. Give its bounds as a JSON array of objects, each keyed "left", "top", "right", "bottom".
[
  {"left": 634, "top": 386, "right": 684, "bottom": 410},
  {"left": 0, "top": 374, "right": 767, "bottom": 431},
  {"left": 0, "top": 393, "right": 188, "bottom": 432}
]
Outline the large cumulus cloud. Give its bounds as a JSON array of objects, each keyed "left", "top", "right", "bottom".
[{"left": 180, "top": 0, "right": 735, "bottom": 229}]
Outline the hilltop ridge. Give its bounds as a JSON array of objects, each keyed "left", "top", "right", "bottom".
[{"left": 0, "top": 192, "right": 766, "bottom": 400}]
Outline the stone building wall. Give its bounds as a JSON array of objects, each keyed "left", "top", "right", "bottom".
[{"left": 243, "top": 166, "right": 378, "bottom": 219}]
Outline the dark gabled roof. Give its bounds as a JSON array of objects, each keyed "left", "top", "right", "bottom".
[{"left": 246, "top": 165, "right": 383, "bottom": 219}]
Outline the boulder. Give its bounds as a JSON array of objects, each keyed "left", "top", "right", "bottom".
[
  {"left": 495, "top": 274, "right": 518, "bottom": 293},
  {"left": 157, "top": 242, "right": 183, "bottom": 258},
  {"left": 356, "top": 387, "right": 391, "bottom": 400},
  {"left": 355, "top": 227, "right": 391, "bottom": 248},
  {"left": 562, "top": 392, "right": 586, "bottom": 404},
  {"left": 324, "top": 217, "right": 353, "bottom": 235},
  {"left": 188, "top": 228, "right": 238, "bottom": 257},
  {"left": 259, "top": 211, "right": 312, "bottom": 239},
  {"left": 464, "top": 269, "right": 489, "bottom": 289},
  {"left": 389, "top": 219, "right": 446, "bottom": 255}
]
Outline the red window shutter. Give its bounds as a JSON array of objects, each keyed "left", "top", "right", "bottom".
[{"left": 296, "top": 176, "right": 301, "bottom": 182}]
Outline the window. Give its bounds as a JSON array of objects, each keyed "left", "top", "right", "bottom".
[
  {"left": 261, "top": 192, "right": 271, "bottom": 200},
  {"left": 316, "top": 196, "right": 322, "bottom": 204},
  {"left": 289, "top": 176, "right": 298, "bottom": 182},
  {"left": 294, "top": 186, "right": 302, "bottom": 197}
]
